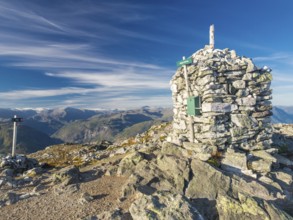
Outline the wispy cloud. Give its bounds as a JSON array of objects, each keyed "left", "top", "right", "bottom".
[
  {"left": 0, "top": 0, "right": 174, "bottom": 110},
  {"left": 45, "top": 70, "right": 170, "bottom": 89},
  {"left": 254, "top": 52, "right": 293, "bottom": 65},
  {"left": 0, "top": 87, "right": 99, "bottom": 100},
  {"left": 0, "top": 43, "right": 168, "bottom": 70}
]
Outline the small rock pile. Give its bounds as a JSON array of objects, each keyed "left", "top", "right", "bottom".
[
  {"left": 0, "top": 155, "right": 39, "bottom": 175},
  {"left": 169, "top": 46, "right": 273, "bottom": 152}
]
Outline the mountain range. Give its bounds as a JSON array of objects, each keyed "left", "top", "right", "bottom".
[
  {"left": 0, "top": 107, "right": 172, "bottom": 154},
  {"left": 0, "top": 106, "right": 291, "bottom": 155}
]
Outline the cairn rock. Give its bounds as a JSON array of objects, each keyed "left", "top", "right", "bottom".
[
  {"left": 0, "top": 155, "right": 39, "bottom": 174},
  {"left": 169, "top": 47, "right": 273, "bottom": 152}
]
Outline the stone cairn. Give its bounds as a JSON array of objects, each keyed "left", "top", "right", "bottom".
[{"left": 168, "top": 46, "right": 273, "bottom": 156}]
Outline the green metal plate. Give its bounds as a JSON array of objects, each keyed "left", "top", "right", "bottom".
[{"left": 187, "top": 96, "right": 201, "bottom": 116}]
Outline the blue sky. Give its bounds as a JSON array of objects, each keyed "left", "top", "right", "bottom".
[{"left": 0, "top": 0, "right": 292, "bottom": 109}]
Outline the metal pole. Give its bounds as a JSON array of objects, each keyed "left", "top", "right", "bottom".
[
  {"left": 12, "top": 115, "right": 17, "bottom": 157},
  {"left": 182, "top": 56, "right": 194, "bottom": 143},
  {"left": 210, "top": 24, "right": 215, "bottom": 49}
]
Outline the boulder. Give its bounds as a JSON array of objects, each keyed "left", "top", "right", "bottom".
[
  {"left": 129, "top": 191, "right": 204, "bottom": 220},
  {"left": 53, "top": 165, "right": 81, "bottom": 186},
  {"left": 273, "top": 154, "right": 293, "bottom": 167},
  {"left": 96, "top": 209, "right": 124, "bottom": 220},
  {"left": 156, "top": 154, "right": 190, "bottom": 193},
  {"left": 271, "top": 171, "right": 293, "bottom": 186},
  {"left": 182, "top": 142, "right": 217, "bottom": 161},
  {"left": 251, "top": 150, "right": 277, "bottom": 163},
  {"left": 216, "top": 193, "right": 292, "bottom": 220},
  {"left": 221, "top": 150, "right": 248, "bottom": 174},
  {"left": 0, "top": 192, "right": 19, "bottom": 206},
  {"left": 248, "top": 158, "right": 272, "bottom": 173},
  {"left": 117, "top": 152, "right": 145, "bottom": 176},
  {"left": 185, "top": 159, "right": 231, "bottom": 200},
  {"left": 79, "top": 192, "right": 94, "bottom": 205},
  {"left": 161, "top": 142, "right": 185, "bottom": 156}
]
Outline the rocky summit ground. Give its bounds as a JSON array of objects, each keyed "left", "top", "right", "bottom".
[{"left": 1, "top": 123, "right": 293, "bottom": 220}]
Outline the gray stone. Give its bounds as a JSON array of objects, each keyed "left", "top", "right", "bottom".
[
  {"left": 271, "top": 171, "right": 293, "bottom": 186},
  {"left": 245, "top": 58, "right": 257, "bottom": 73},
  {"left": 221, "top": 150, "right": 248, "bottom": 173},
  {"left": 235, "top": 89, "right": 250, "bottom": 97},
  {"left": 3, "top": 168, "right": 14, "bottom": 177},
  {"left": 231, "top": 127, "right": 247, "bottom": 138},
  {"left": 25, "top": 167, "right": 43, "bottom": 177},
  {"left": 201, "top": 124, "right": 226, "bottom": 133},
  {"left": 182, "top": 142, "right": 217, "bottom": 155},
  {"left": 242, "top": 73, "right": 254, "bottom": 81},
  {"left": 201, "top": 103, "right": 232, "bottom": 113},
  {"left": 254, "top": 140, "right": 272, "bottom": 150},
  {"left": 156, "top": 154, "right": 190, "bottom": 192},
  {"left": 232, "top": 80, "right": 246, "bottom": 89},
  {"left": 257, "top": 72, "right": 273, "bottom": 83},
  {"left": 251, "top": 150, "right": 277, "bottom": 163},
  {"left": 0, "top": 179, "right": 5, "bottom": 187},
  {"left": 252, "top": 111, "right": 272, "bottom": 118},
  {"left": 33, "top": 184, "right": 47, "bottom": 192},
  {"left": 273, "top": 154, "right": 293, "bottom": 166},
  {"left": 186, "top": 159, "right": 231, "bottom": 200},
  {"left": 231, "top": 114, "right": 258, "bottom": 129},
  {"left": 161, "top": 142, "right": 185, "bottom": 157},
  {"left": 4, "top": 192, "right": 19, "bottom": 205},
  {"left": 96, "top": 209, "right": 123, "bottom": 220},
  {"left": 53, "top": 165, "right": 81, "bottom": 186},
  {"left": 249, "top": 158, "right": 272, "bottom": 173},
  {"left": 217, "top": 193, "right": 292, "bottom": 220},
  {"left": 129, "top": 191, "right": 204, "bottom": 220},
  {"left": 117, "top": 152, "right": 145, "bottom": 177},
  {"left": 79, "top": 192, "right": 94, "bottom": 204},
  {"left": 19, "top": 193, "right": 33, "bottom": 200},
  {"left": 236, "top": 97, "right": 256, "bottom": 106},
  {"left": 197, "top": 75, "right": 215, "bottom": 86}
]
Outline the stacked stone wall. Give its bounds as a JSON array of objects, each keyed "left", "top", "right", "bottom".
[{"left": 169, "top": 47, "right": 273, "bottom": 152}]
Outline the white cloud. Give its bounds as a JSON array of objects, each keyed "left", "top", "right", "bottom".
[
  {"left": 254, "top": 53, "right": 293, "bottom": 67},
  {"left": 0, "top": 43, "right": 167, "bottom": 71},
  {"left": 45, "top": 70, "right": 170, "bottom": 89},
  {"left": 0, "top": 1, "right": 175, "bottom": 109},
  {"left": 0, "top": 87, "right": 100, "bottom": 100}
]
